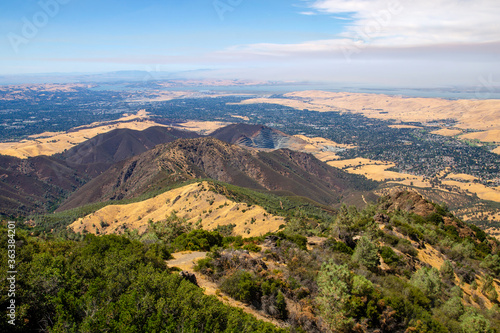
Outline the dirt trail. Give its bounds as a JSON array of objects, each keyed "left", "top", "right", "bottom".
[
  {"left": 167, "top": 251, "right": 285, "bottom": 328},
  {"left": 168, "top": 251, "right": 208, "bottom": 270}
]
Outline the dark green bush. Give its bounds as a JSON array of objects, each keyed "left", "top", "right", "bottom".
[
  {"left": 0, "top": 229, "right": 284, "bottom": 332},
  {"left": 379, "top": 246, "right": 401, "bottom": 266},
  {"left": 277, "top": 232, "right": 308, "bottom": 250},
  {"left": 243, "top": 243, "right": 262, "bottom": 253},
  {"left": 427, "top": 212, "right": 445, "bottom": 225},
  {"left": 172, "top": 229, "right": 223, "bottom": 251},
  {"left": 329, "top": 239, "right": 354, "bottom": 255},
  {"left": 470, "top": 224, "right": 487, "bottom": 242},
  {"left": 220, "top": 270, "right": 260, "bottom": 304}
]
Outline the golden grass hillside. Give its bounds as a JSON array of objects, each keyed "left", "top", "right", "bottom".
[
  {"left": 441, "top": 179, "right": 500, "bottom": 202},
  {"left": 235, "top": 91, "right": 500, "bottom": 131},
  {"left": 430, "top": 128, "right": 463, "bottom": 136},
  {"left": 69, "top": 181, "right": 285, "bottom": 237},
  {"left": 460, "top": 130, "right": 500, "bottom": 143},
  {"left": 170, "top": 120, "right": 230, "bottom": 135},
  {"left": 326, "top": 158, "right": 430, "bottom": 187}
]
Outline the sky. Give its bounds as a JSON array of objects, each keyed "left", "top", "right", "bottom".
[{"left": 1, "top": 0, "right": 500, "bottom": 87}]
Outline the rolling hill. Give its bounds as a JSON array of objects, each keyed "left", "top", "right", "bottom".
[
  {"left": 68, "top": 181, "right": 285, "bottom": 237},
  {"left": 0, "top": 126, "right": 201, "bottom": 216},
  {"left": 59, "top": 126, "right": 200, "bottom": 175},
  {"left": 57, "top": 137, "right": 377, "bottom": 212}
]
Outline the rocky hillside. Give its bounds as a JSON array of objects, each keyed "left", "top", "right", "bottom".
[
  {"left": 57, "top": 137, "right": 377, "bottom": 211},
  {"left": 210, "top": 123, "right": 303, "bottom": 149},
  {"left": 0, "top": 154, "right": 90, "bottom": 216}
]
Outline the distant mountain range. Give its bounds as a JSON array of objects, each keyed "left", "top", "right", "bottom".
[{"left": 0, "top": 123, "right": 377, "bottom": 217}]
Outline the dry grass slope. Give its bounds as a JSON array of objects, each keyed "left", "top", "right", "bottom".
[
  {"left": 235, "top": 91, "right": 500, "bottom": 131},
  {"left": 69, "top": 181, "right": 285, "bottom": 237}
]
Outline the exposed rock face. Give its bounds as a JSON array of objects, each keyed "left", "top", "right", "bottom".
[
  {"left": 210, "top": 123, "right": 302, "bottom": 150},
  {"left": 379, "top": 191, "right": 436, "bottom": 217},
  {"left": 374, "top": 213, "right": 390, "bottom": 224},
  {"left": 378, "top": 190, "right": 490, "bottom": 244},
  {"left": 179, "top": 271, "right": 198, "bottom": 286}
]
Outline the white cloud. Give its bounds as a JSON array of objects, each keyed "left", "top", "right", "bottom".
[
  {"left": 217, "top": 0, "right": 500, "bottom": 60},
  {"left": 309, "top": 0, "right": 500, "bottom": 45},
  {"left": 299, "top": 11, "right": 317, "bottom": 15}
]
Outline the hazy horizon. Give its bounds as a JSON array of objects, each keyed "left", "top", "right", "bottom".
[{"left": 1, "top": 0, "right": 499, "bottom": 88}]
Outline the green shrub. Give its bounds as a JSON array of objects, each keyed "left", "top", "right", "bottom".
[
  {"left": 379, "top": 246, "right": 400, "bottom": 266},
  {"left": 381, "top": 232, "right": 400, "bottom": 247},
  {"left": 397, "top": 240, "right": 418, "bottom": 257},
  {"left": 220, "top": 270, "right": 260, "bottom": 304},
  {"left": 440, "top": 260, "right": 455, "bottom": 283},
  {"left": 328, "top": 239, "right": 354, "bottom": 255},
  {"left": 276, "top": 291, "right": 288, "bottom": 320},
  {"left": 172, "top": 229, "right": 223, "bottom": 251},
  {"left": 214, "top": 223, "right": 236, "bottom": 237},
  {"left": 441, "top": 296, "right": 465, "bottom": 320},
  {"left": 261, "top": 278, "right": 283, "bottom": 296},
  {"left": 470, "top": 224, "right": 487, "bottom": 242},
  {"left": 317, "top": 261, "right": 381, "bottom": 331},
  {"left": 481, "top": 254, "right": 500, "bottom": 277},
  {"left": 276, "top": 232, "right": 307, "bottom": 250},
  {"left": 0, "top": 230, "right": 285, "bottom": 332},
  {"left": 194, "top": 257, "right": 214, "bottom": 272},
  {"left": 460, "top": 310, "right": 492, "bottom": 333},
  {"left": 427, "top": 212, "right": 444, "bottom": 225},
  {"left": 481, "top": 275, "right": 499, "bottom": 302},
  {"left": 145, "top": 242, "right": 172, "bottom": 260},
  {"left": 243, "top": 243, "right": 262, "bottom": 253},
  {"left": 223, "top": 235, "right": 244, "bottom": 248},
  {"left": 352, "top": 236, "right": 379, "bottom": 271},
  {"left": 410, "top": 267, "right": 442, "bottom": 304}
]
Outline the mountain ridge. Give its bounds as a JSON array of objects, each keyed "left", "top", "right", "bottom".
[{"left": 57, "top": 137, "right": 377, "bottom": 212}]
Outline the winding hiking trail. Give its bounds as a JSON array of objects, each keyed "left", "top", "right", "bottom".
[{"left": 167, "top": 251, "right": 285, "bottom": 328}]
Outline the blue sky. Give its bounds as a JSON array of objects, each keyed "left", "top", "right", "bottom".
[{"left": 1, "top": 0, "right": 499, "bottom": 87}]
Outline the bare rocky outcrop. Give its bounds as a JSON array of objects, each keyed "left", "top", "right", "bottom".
[
  {"left": 179, "top": 271, "right": 198, "bottom": 286},
  {"left": 379, "top": 190, "right": 436, "bottom": 216}
]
